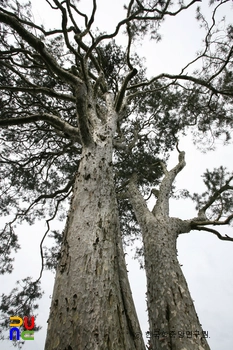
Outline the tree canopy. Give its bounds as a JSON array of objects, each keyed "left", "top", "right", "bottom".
[{"left": 0, "top": 0, "right": 233, "bottom": 348}]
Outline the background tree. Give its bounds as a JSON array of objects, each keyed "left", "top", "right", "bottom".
[{"left": 0, "top": 0, "right": 233, "bottom": 349}]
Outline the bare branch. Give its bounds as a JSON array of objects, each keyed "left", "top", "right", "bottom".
[
  {"left": 46, "top": 0, "right": 59, "bottom": 10},
  {"left": 115, "top": 68, "right": 138, "bottom": 113},
  {"left": 125, "top": 1, "right": 135, "bottom": 70},
  {"left": 85, "top": 8, "right": 143, "bottom": 59},
  {"left": 73, "top": 35, "right": 101, "bottom": 73},
  {"left": 126, "top": 79, "right": 175, "bottom": 100},
  {"left": 0, "top": 174, "right": 75, "bottom": 278},
  {"left": 152, "top": 151, "right": 186, "bottom": 216},
  {"left": 126, "top": 22, "right": 134, "bottom": 70},
  {"left": 86, "top": 0, "right": 97, "bottom": 35},
  {"left": 65, "top": 0, "right": 82, "bottom": 34},
  {"left": 29, "top": 176, "right": 75, "bottom": 210},
  {"left": 0, "top": 85, "right": 75, "bottom": 102},
  {"left": 36, "top": 188, "right": 72, "bottom": 283},
  {"left": 191, "top": 213, "right": 233, "bottom": 227},
  {"left": 86, "top": 0, "right": 198, "bottom": 59},
  {"left": 49, "top": 0, "right": 80, "bottom": 58},
  {"left": 0, "top": 9, "right": 82, "bottom": 86},
  {"left": 180, "top": 1, "right": 231, "bottom": 76},
  {"left": 67, "top": 0, "right": 88, "bottom": 28},
  {"left": 128, "top": 73, "right": 233, "bottom": 97},
  {"left": 193, "top": 226, "right": 233, "bottom": 242},
  {"left": 0, "top": 4, "right": 75, "bottom": 37},
  {"left": 0, "top": 113, "right": 81, "bottom": 142}
]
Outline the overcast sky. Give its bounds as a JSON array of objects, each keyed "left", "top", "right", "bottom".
[{"left": 0, "top": 1, "right": 233, "bottom": 349}]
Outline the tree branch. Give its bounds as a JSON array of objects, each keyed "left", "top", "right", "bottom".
[
  {"left": 51, "top": 0, "right": 79, "bottom": 57},
  {"left": 152, "top": 151, "right": 186, "bottom": 216},
  {"left": 79, "top": 0, "right": 97, "bottom": 38},
  {"left": 193, "top": 226, "right": 233, "bottom": 242},
  {"left": 127, "top": 173, "right": 153, "bottom": 225},
  {"left": 128, "top": 72, "right": 233, "bottom": 97},
  {"left": 125, "top": 1, "right": 135, "bottom": 70},
  {"left": 198, "top": 176, "right": 233, "bottom": 217},
  {"left": 133, "top": 1, "right": 196, "bottom": 19},
  {"left": 36, "top": 188, "right": 72, "bottom": 282},
  {"left": 191, "top": 213, "right": 233, "bottom": 227},
  {"left": 0, "top": 9, "right": 82, "bottom": 87},
  {"left": 0, "top": 113, "right": 81, "bottom": 142},
  {"left": 0, "top": 5, "right": 76, "bottom": 37},
  {"left": 85, "top": 7, "right": 143, "bottom": 59},
  {"left": 115, "top": 68, "right": 138, "bottom": 113},
  {"left": 0, "top": 85, "right": 75, "bottom": 102}
]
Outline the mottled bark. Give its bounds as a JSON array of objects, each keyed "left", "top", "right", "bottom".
[
  {"left": 45, "top": 102, "right": 145, "bottom": 350},
  {"left": 127, "top": 155, "right": 211, "bottom": 350}
]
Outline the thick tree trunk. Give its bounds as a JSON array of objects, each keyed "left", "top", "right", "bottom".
[
  {"left": 128, "top": 181, "right": 210, "bottom": 350},
  {"left": 45, "top": 113, "right": 145, "bottom": 349},
  {"left": 145, "top": 217, "right": 210, "bottom": 350}
]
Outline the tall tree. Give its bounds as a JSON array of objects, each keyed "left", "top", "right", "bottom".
[
  {"left": 0, "top": 1, "right": 232, "bottom": 349},
  {"left": 127, "top": 153, "right": 233, "bottom": 350}
]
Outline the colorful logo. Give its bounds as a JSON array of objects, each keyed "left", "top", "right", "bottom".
[{"left": 9, "top": 316, "right": 35, "bottom": 341}]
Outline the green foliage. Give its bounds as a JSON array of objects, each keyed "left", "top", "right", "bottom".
[
  {"left": 97, "top": 40, "right": 126, "bottom": 93},
  {"left": 95, "top": 38, "right": 146, "bottom": 94},
  {"left": 191, "top": 166, "right": 233, "bottom": 221},
  {"left": 43, "top": 230, "right": 63, "bottom": 271},
  {"left": 0, "top": 224, "right": 20, "bottom": 274},
  {"left": 0, "top": 277, "right": 43, "bottom": 344}
]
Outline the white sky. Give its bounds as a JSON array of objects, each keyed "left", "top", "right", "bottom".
[{"left": 0, "top": 1, "right": 233, "bottom": 349}]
